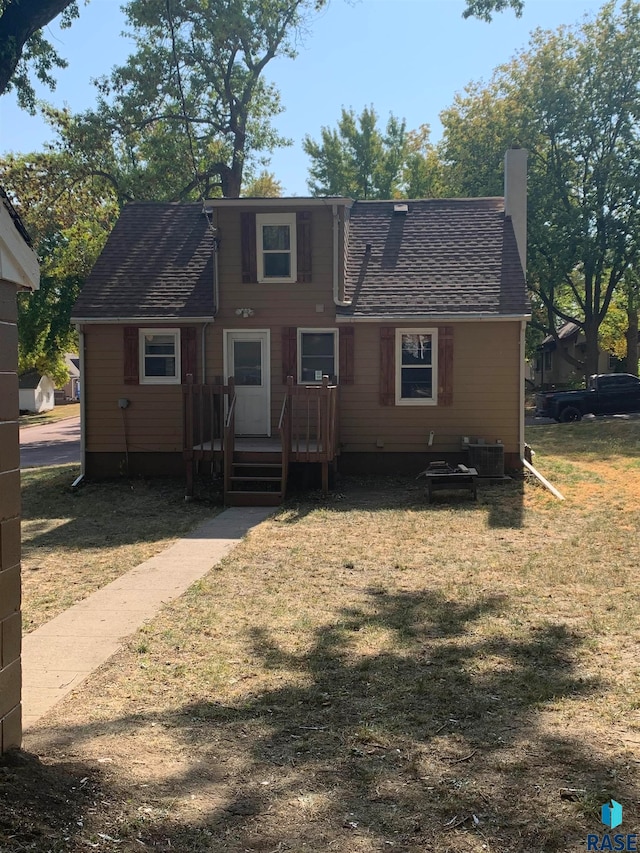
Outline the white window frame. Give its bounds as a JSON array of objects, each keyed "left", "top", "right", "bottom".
[
  {"left": 256, "top": 212, "right": 297, "bottom": 283},
  {"left": 395, "top": 328, "right": 438, "bottom": 406},
  {"left": 297, "top": 328, "right": 338, "bottom": 384},
  {"left": 139, "top": 328, "right": 181, "bottom": 385}
]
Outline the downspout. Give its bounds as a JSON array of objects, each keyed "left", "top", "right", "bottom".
[
  {"left": 201, "top": 205, "right": 220, "bottom": 384},
  {"left": 519, "top": 318, "right": 526, "bottom": 462},
  {"left": 212, "top": 207, "right": 220, "bottom": 319},
  {"left": 332, "top": 203, "right": 351, "bottom": 307},
  {"left": 72, "top": 325, "right": 85, "bottom": 488},
  {"left": 522, "top": 457, "right": 565, "bottom": 500},
  {"left": 520, "top": 320, "right": 564, "bottom": 499},
  {"left": 201, "top": 322, "right": 209, "bottom": 383}
]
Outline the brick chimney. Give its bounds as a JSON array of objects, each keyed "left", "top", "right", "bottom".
[{"left": 504, "top": 147, "right": 528, "bottom": 276}]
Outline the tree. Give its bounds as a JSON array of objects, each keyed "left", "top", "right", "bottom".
[
  {"left": 242, "top": 170, "right": 283, "bottom": 197},
  {"left": 0, "top": 0, "right": 78, "bottom": 107},
  {"left": 2, "top": 0, "right": 320, "bottom": 374},
  {"left": 462, "top": 0, "right": 523, "bottom": 21},
  {"left": 0, "top": 151, "right": 119, "bottom": 381},
  {"left": 303, "top": 107, "right": 444, "bottom": 199},
  {"left": 440, "top": 1, "right": 640, "bottom": 379},
  {"left": 44, "top": 0, "right": 321, "bottom": 201}
]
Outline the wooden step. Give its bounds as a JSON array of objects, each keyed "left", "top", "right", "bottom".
[
  {"left": 232, "top": 461, "right": 282, "bottom": 469},
  {"left": 229, "top": 476, "right": 282, "bottom": 483},
  {"left": 225, "top": 490, "right": 282, "bottom": 507},
  {"left": 233, "top": 450, "right": 282, "bottom": 464}
]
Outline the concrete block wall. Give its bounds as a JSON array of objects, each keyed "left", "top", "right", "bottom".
[{"left": 0, "top": 279, "right": 22, "bottom": 752}]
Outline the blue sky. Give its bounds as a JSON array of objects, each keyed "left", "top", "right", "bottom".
[{"left": 0, "top": 0, "right": 603, "bottom": 195}]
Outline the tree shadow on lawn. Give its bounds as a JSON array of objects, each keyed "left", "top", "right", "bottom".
[{"left": 23, "top": 589, "right": 633, "bottom": 852}]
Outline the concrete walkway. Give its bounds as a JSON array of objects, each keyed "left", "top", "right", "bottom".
[{"left": 21, "top": 506, "right": 274, "bottom": 730}]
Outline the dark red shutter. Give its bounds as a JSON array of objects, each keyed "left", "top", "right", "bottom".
[
  {"left": 282, "top": 326, "right": 297, "bottom": 383},
  {"left": 241, "top": 211, "right": 257, "bottom": 283},
  {"left": 380, "top": 326, "right": 395, "bottom": 405},
  {"left": 181, "top": 326, "right": 197, "bottom": 382},
  {"left": 438, "top": 326, "right": 454, "bottom": 406},
  {"left": 339, "top": 326, "right": 354, "bottom": 385},
  {"left": 296, "top": 211, "right": 312, "bottom": 283},
  {"left": 124, "top": 326, "right": 139, "bottom": 385}
]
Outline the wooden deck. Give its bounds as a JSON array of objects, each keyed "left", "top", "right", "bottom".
[
  {"left": 192, "top": 437, "right": 324, "bottom": 454},
  {"left": 183, "top": 375, "right": 339, "bottom": 505}
]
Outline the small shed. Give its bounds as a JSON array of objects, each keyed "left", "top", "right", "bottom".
[{"left": 19, "top": 370, "right": 55, "bottom": 413}]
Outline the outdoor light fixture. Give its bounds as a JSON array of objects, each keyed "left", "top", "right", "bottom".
[{"left": 235, "top": 307, "right": 255, "bottom": 318}]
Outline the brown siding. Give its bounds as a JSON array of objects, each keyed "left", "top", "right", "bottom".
[
  {"left": 207, "top": 204, "right": 340, "bottom": 431},
  {"left": 339, "top": 321, "right": 521, "bottom": 455},
  {"left": 83, "top": 205, "right": 522, "bottom": 470},
  {"left": 0, "top": 280, "right": 22, "bottom": 752},
  {"left": 84, "top": 324, "right": 203, "bottom": 454}
]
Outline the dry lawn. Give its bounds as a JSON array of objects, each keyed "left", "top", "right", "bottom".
[
  {"left": 19, "top": 403, "right": 81, "bottom": 427},
  {"left": 5, "top": 419, "right": 640, "bottom": 852},
  {"left": 20, "top": 465, "right": 220, "bottom": 631}
]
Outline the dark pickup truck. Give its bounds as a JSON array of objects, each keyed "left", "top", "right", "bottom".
[{"left": 535, "top": 373, "right": 640, "bottom": 422}]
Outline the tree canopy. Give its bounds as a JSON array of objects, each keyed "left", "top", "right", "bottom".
[
  {"left": 42, "top": 0, "right": 320, "bottom": 201},
  {"left": 2, "top": 0, "right": 318, "bottom": 377},
  {"left": 1, "top": 151, "right": 119, "bottom": 382},
  {"left": 303, "top": 107, "right": 444, "bottom": 199},
  {"left": 462, "top": 0, "right": 523, "bottom": 21},
  {"left": 0, "top": 0, "right": 79, "bottom": 107},
  {"left": 0, "top": 0, "right": 526, "bottom": 109},
  {"left": 440, "top": 0, "right": 640, "bottom": 377}
]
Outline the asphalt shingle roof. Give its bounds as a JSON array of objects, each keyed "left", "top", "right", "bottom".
[
  {"left": 339, "top": 198, "right": 528, "bottom": 318},
  {"left": 74, "top": 197, "right": 528, "bottom": 322},
  {"left": 72, "top": 203, "right": 215, "bottom": 320}
]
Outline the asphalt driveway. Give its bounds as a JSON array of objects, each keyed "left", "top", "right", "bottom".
[{"left": 20, "top": 416, "right": 81, "bottom": 468}]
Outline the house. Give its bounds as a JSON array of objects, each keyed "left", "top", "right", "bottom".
[
  {"left": 0, "top": 187, "right": 39, "bottom": 753},
  {"left": 58, "top": 353, "right": 80, "bottom": 402},
  {"left": 534, "top": 321, "right": 613, "bottom": 388},
  {"left": 71, "top": 149, "right": 530, "bottom": 504},
  {"left": 18, "top": 369, "right": 55, "bottom": 413}
]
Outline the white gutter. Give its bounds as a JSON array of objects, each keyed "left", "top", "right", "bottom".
[
  {"left": 202, "top": 197, "right": 353, "bottom": 209},
  {"left": 70, "top": 316, "right": 216, "bottom": 324},
  {"left": 72, "top": 326, "right": 86, "bottom": 487},
  {"left": 519, "top": 318, "right": 526, "bottom": 460},
  {"left": 336, "top": 314, "right": 532, "bottom": 323}
]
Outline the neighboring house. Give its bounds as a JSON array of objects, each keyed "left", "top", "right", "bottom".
[
  {"left": 18, "top": 369, "right": 55, "bottom": 413},
  {"left": 71, "top": 149, "right": 530, "bottom": 504},
  {"left": 60, "top": 353, "right": 80, "bottom": 401},
  {"left": 0, "top": 187, "right": 39, "bottom": 753},
  {"left": 534, "top": 322, "right": 612, "bottom": 388}
]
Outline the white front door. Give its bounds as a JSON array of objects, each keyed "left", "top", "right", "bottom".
[{"left": 225, "top": 330, "right": 270, "bottom": 436}]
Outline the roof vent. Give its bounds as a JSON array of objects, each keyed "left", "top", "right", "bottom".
[{"left": 393, "top": 203, "right": 408, "bottom": 215}]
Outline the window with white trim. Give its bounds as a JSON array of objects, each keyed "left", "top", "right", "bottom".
[
  {"left": 256, "top": 213, "right": 297, "bottom": 282},
  {"left": 298, "top": 329, "right": 338, "bottom": 383},
  {"left": 139, "top": 329, "right": 181, "bottom": 384},
  {"left": 396, "top": 329, "right": 438, "bottom": 405}
]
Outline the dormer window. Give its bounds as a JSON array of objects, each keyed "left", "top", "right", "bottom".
[{"left": 256, "top": 213, "right": 297, "bottom": 283}]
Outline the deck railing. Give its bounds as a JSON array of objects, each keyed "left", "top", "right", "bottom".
[
  {"left": 183, "top": 374, "right": 235, "bottom": 496},
  {"left": 223, "top": 391, "right": 236, "bottom": 500},
  {"left": 284, "top": 375, "right": 339, "bottom": 463},
  {"left": 184, "top": 374, "right": 338, "bottom": 497},
  {"left": 278, "top": 392, "right": 291, "bottom": 499},
  {"left": 283, "top": 375, "right": 339, "bottom": 492}
]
